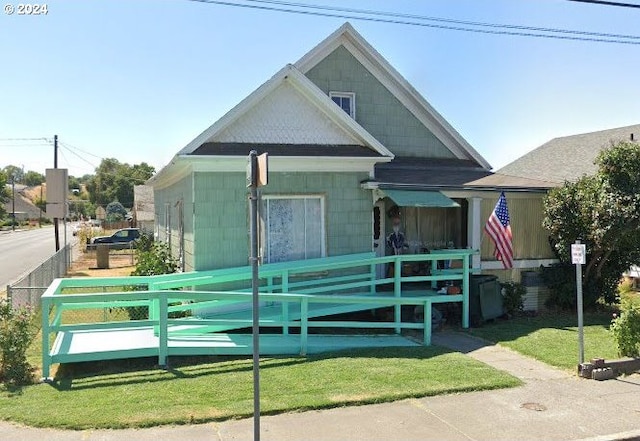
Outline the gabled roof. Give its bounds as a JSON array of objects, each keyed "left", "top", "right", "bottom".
[
  {"left": 177, "top": 64, "right": 393, "bottom": 158},
  {"left": 295, "top": 22, "right": 491, "bottom": 170},
  {"left": 498, "top": 124, "right": 640, "bottom": 185}
]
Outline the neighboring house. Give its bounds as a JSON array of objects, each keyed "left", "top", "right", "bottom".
[
  {"left": 3, "top": 184, "right": 48, "bottom": 221},
  {"left": 148, "top": 23, "right": 552, "bottom": 281},
  {"left": 497, "top": 124, "right": 640, "bottom": 186},
  {"left": 133, "top": 185, "right": 155, "bottom": 234},
  {"left": 478, "top": 124, "right": 640, "bottom": 287}
]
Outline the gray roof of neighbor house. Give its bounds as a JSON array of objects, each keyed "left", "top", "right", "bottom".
[
  {"left": 497, "top": 124, "right": 640, "bottom": 186},
  {"left": 3, "top": 185, "right": 48, "bottom": 220},
  {"left": 464, "top": 172, "right": 556, "bottom": 190}
]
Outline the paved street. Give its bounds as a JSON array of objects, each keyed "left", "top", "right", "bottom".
[{"left": 0, "top": 225, "right": 73, "bottom": 289}]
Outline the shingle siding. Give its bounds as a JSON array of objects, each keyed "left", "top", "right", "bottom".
[
  {"left": 154, "top": 173, "right": 195, "bottom": 272},
  {"left": 191, "top": 171, "right": 372, "bottom": 270},
  {"left": 305, "top": 45, "right": 455, "bottom": 159}
]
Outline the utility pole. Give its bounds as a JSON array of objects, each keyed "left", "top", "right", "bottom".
[
  {"left": 39, "top": 185, "right": 43, "bottom": 228},
  {"left": 53, "top": 134, "right": 60, "bottom": 251},
  {"left": 11, "top": 175, "right": 15, "bottom": 231}
]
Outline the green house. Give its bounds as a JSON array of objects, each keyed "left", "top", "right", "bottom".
[{"left": 149, "top": 23, "right": 533, "bottom": 274}]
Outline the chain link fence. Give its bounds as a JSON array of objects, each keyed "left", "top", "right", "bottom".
[{"left": 6, "top": 243, "right": 72, "bottom": 309}]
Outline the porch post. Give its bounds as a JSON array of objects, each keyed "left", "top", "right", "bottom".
[
  {"left": 41, "top": 296, "right": 51, "bottom": 381},
  {"left": 468, "top": 197, "right": 482, "bottom": 272}
]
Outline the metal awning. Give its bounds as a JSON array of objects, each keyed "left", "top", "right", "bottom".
[{"left": 382, "top": 189, "right": 460, "bottom": 208}]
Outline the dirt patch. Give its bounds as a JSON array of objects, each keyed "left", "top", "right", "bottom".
[{"left": 67, "top": 250, "right": 136, "bottom": 278}]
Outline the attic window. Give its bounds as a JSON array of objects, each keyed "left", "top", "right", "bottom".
[{"left": 329, "top": 92, "right": 355, "bottom": 118}]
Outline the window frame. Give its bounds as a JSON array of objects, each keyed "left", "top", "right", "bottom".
[
  {"left": 260, "top": 194, "right": 327, "bottom": 264},
  {"left": 329, "top": 91, "right": 356, "bottom": 119}
]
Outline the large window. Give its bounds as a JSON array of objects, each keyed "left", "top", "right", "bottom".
[
  {"left": 329, "top": 92, "right": 355, "bottom": 118},
  {"left": 261, "top": 195, "right": 325, "bottom": 263}
]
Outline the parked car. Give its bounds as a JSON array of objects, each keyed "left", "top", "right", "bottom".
[{"left": 88, "top": 228, "right": 142, "bottom": 250}]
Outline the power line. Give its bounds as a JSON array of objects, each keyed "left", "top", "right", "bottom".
[
  {"left": 0, "top": 144, "right": 52, "bottom": 148},
  {"left": 568, "top": 0, "right": 640, "bottom": 8},
  {"left": 243, "top": 0, "right": 640, "bottom": 40},
  {"left": 0, "top": 137, "right": 50, "bottom": 142},
  {"left": 59, "top": 144, "right": 98, "bottom": 170},
  {"left": 185, "top": 0, "right": 640, "bottom": 45},
  {"left": 59, "top": 141, "right": 103, "bottom": 160}
]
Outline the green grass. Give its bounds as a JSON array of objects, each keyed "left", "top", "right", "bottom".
[
  {"left": 0, "top": 346, "right": 520, "bottom": 429},
  {"left": 469, "top": 312, "right": 618, "bottom": 370}
]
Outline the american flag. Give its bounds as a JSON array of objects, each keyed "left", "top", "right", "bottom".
[{"left": 485, "top": 192, "right": 513, "bottom": 269}]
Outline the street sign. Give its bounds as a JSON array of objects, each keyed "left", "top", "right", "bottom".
[
  {"left": 573, "top": 240, "right": 586, "bottom": 367},
  {"left": 571, "top": 243, "right": 586, "bottom": 265},
  {"left": 45, "top": 168, "right": 69, "bottom": 218},
  {"left": 246, "top": 152, "right": 268, "bottom": 188}
]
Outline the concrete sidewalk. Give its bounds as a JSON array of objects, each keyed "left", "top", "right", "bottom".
[{"left": 1, "top": 332, "right": 639, "bottom": 441}]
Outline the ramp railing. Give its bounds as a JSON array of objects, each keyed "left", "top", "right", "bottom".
[{"left": 41, "top": 250, "right": 475, "bottom": 379}]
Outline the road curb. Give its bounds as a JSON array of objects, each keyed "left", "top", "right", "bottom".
[{"left": 576, "top": 429, "right": 640, "bottom": 441}]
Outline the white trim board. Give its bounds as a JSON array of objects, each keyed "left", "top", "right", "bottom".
[
  {"left": 295, "top": 22, "right": 491, "bottom": 170},
  {"left": 149, "top": 154, "right": 389, "bottom": 189},
  {"left": 481, "top": 259, "right": 559, "bottom": 270}
]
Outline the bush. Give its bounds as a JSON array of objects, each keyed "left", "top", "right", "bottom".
[
  {"left": 131, "top": 237, "right": 177, "bottom": 276},
  {"left": 106, "top": 201, "right": 127, "bottom": 223},
  {"left": 127, "top": 238, "right": 179, "bottom": 320},
  {"left": 0, "top": 301, "right": 37, "bottom": 386},
  {"left": 501, "top": 282, "right": 525, "bottom": 316},
  {"left": 540, "top": 263, "right": 600, "bottom": 310},
  {"left": 610, "top": 294, "right": 640, "bottom": 358},
  {"left": 77, "top": 226, "right": 100, "bottom": 251}
]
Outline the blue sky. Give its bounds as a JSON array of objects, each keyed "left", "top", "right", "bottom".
[{"left": 1, "top": 0, "right": 639, "bottom": 177}]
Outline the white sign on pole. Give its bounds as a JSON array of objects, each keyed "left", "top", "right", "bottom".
[
  {"left": 572, "top": 240, "right": 586, "bottom": 366},
  {"left": 45, "top": 168, "right": 69, "bottom": 218},
  {"left": 571, "top": 243, "right": 586, "bottom": 265}
]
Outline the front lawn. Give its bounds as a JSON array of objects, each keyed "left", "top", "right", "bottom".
[
  {"left": 469, "top": 312, "right": 617, "bottom": 370},
  {"left": 0, "top": 346, "right": 520, "bottom": 429}
]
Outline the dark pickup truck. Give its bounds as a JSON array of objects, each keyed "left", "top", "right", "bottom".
[{"left": 87, "top": 228, "right": 143, "bottom": 250}]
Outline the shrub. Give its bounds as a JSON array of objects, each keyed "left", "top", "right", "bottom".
[
  {"left": 501, "top": 282, "right": 525, "bottom": 316},
  {"left": 0, "top": 301, "right": 37, "bottom": 386},
  {"left": 127, "top": 238, "right": 179, "bottom": 320},
  {"left": 610, "top": 294, "right": 640, "bottom": 358},
  {"left": 77, "top": 225, "right": 99, "bottom": 251},
  {"left": 131, "top": 237, "right": 177, "bottom": 276},
  {"left": 106, "top": 201, "right": 127, "bottom": 222},
  {"left": 540, "top": 263, "right": 600, "bottom": 310}
]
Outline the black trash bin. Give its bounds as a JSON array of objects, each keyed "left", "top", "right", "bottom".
[{"left": 469, "top": 275, "right": 504, "bottom": 326}]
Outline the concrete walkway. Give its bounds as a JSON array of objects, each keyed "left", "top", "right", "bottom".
[{"left": 2, "top": 332, "right": 639, "bottom": 441}]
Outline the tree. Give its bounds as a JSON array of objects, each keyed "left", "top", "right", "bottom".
[
  {"left": 2, "top": 165, "right": 23, "bottom": 184},
  {"left": 86, "top": 159, "right": 154, "bottom": 208},
  {"left": 0, "top": 171, "right": 9, "bottom": 219},
  {"left": 543, "top": 141, "right": 640, "bottom": 307},
  {"left": 68, "top": 175, "right": 81, "bottom": 192},
  {"left": 23, "top": 170, "right": 45, "bottom": 187},
  {"left": 105, "top": 200, "right": 127, "bottom": 222}
]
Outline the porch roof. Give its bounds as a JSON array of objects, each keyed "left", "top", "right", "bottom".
[
  {"left": 381, "top": 189, "right": 460, "bottom": 208},
  {"left": 374, "top": 157, "right": 493, "bottom": 189}
]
